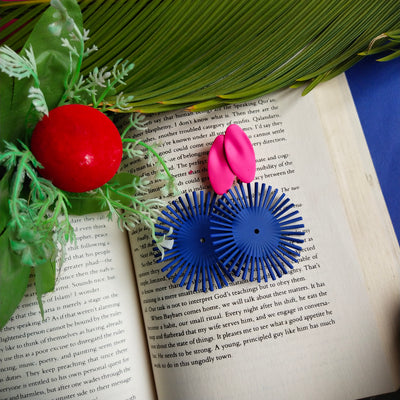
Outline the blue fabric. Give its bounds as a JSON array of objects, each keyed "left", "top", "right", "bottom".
[{"left": 346, "top": 56, "right": 400, "bottom": 244}]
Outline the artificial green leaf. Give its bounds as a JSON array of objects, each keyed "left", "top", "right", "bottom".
[
  {"left": 1, "top": 0, "right": 83, "bottom": 147},
  {"left": 34, "top": 259, "right": 56, "bottom": 319},
  {"left": 0, "top": 169, "right": 11, "bottom": 234},
  {"left": 66, "top": 172, "right": 141, "bottom": 215},
  {"left": 0, "top": 72, "right": 15, "bottom": 150},
  {"left": 65, "top": 191, "right": 107, "bottom": 216},
  {"left": 109, "top": 172, "right": 141, "bottom": 193},
  {"left": 0, "top": 228, "right": 31, "bottom": 330},
  {"left": 22, "top": 0, "right": 83, "bottom": 109}
]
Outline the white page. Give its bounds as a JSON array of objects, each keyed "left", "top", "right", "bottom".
[
  {"left": 124, "top": 76, "right": 399, "bottom": 400},
  {"left": 0, "top": 215, "right": 156, "bottom": 400},
  {"left": 314, "top": 75, "right": 400, "bottom": 382}
]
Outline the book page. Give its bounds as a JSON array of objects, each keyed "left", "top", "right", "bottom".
[
  {"left": 0, "top": 215, "right": 156, "bottom": 400},
  {"left": 313, "top": 75, "right": 400, "bottom": 382},
  {"left": 124, "top": 75, "right": 400, "bottom": 400}
]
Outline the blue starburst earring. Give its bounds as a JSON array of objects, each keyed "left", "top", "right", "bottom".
[
  {"left": 210, "top": 182, "right": 305, "bottom": 282},
  {"left": 154, "top": 191, "right": 235, "bottom": 292}
]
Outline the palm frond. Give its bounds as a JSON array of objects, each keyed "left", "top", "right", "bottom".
[{"left": 1, "top": 0, "right": 400, "bottom": 112}]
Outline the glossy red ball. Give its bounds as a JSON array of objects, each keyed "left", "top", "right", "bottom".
[{"left": 31, "top": 104, "right": 122, "bottom": 192}]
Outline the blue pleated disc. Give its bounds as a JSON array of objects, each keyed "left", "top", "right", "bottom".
[
  {"left": 154, "top": 191, "right": 234, "bottom": 292},
  {"left": 210, "top": 182, "right": 305, "bottom": 282}
]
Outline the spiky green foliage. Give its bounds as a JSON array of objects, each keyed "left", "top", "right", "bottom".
[
  {"left": 0, "top": 0, "right": 178, "bottom": 329},
  {"left": 1, "top": 0, "right": 400, "bottom": 112},
  {"left": 360, "top": 30, "right": 400, "bottom": 61},
  {"left": 0, "top": 141, "right": 74, "bottom": 267}
]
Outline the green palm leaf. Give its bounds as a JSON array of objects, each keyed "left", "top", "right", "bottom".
[{"left": 1, "top": 0, "right": 400, "bottom": 112}]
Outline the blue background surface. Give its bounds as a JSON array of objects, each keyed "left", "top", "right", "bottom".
[{"left": 346, "top": 56, "right": 400, "bottom": 244}]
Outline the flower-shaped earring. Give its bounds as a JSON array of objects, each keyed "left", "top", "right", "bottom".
[
  {"left": 154, "top": 191, "right": 235, "bottom": 292},
  {"left": 210, "top": 182, "right": 305, "bottom": 282}
]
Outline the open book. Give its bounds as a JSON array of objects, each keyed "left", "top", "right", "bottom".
[{"left": 1, "top": 74, "right": 399, "bottom": 400}]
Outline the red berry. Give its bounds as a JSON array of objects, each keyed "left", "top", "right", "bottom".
[{"left": 31, "top": 104, "right": 123, "bottom": 193}]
